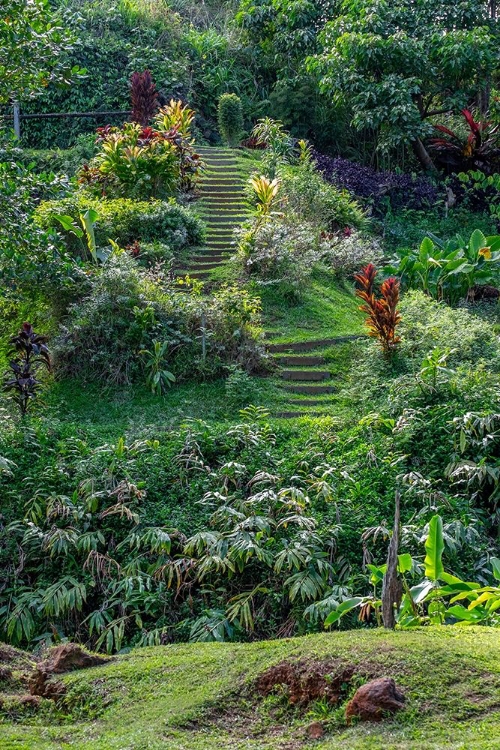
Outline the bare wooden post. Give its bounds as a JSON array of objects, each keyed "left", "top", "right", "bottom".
[
  {"left": 381, "top": 491, "right": 403, "bottom": 629},
  {"left": 13, "top": 102, "right": 21, "bottom": 140}
]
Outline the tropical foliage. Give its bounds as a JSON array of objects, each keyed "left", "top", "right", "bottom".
[
  {"left": 386, "top": 230, "right": 500, "bottom": 303},
  {"left": 2, "top": 0, "right": 500, "bottom": 695}
]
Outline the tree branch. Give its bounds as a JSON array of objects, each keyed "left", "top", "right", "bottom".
[{"left": 424, "top": 108, "right": 454, "bottom": 119}]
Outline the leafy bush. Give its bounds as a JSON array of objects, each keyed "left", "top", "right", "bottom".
[
  {"left": 54, "top": 254, "right": 179, "bottom": 384},
  {"left": 314, "top": 151, "right": 439, "bottom": 216},
  {"left": 397, "top": 291, "right": 500, "bottom": 369},
  {"left": 127, "top": 240, "right": 175, "bottom": 267},
  {"left": 35, "top": 196, "right": 205, "bottom": 255},
  {"left": 224, "top": 364, "right": 257, "bottom": 406},
  {"left": 78, "top": 109, "right": 202, "bottom": 199},
  {"left": 453, "top": 169, "right": 500, "bottom": 222},
  {"left": 78, "top": 123, "right": 193, "bottom": 199},
  {"left": 0, "top": 155, "right": 78, "bottom": 303},
  {"left": 279, "top": 164, "right": 367, "bottom": 231},
  {"left": 251, "top": 118, "right": 297, "bottom": 177},
  {"left": 236, "top": 164, "right": 366, "bottom": 290},
  {"left": 54, "top": 255, "right": 264, "bottom": 384},
  {"left": 14, "top": 135, "right": 97, "bottom": 177},
  {"left": 0, "top": 414, "right": 341, "bottom": 650},
  {"left": 218, "top": 93, "right": 244, "bottom": 146}
]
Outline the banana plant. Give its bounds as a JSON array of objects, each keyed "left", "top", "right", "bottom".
[
  {"left": 54, "top": 208, "right": 99, "bottom": 264},
  {"left": 322, "top": 514, "right": 500, "bottom": 628}
]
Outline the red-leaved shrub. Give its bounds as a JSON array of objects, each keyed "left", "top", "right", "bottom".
[
  {"left": 130, "top": 70, "right": 158, "bottom": 126},
  {"left": 355, "top": 264, "right": 401, "bottom": 355}
]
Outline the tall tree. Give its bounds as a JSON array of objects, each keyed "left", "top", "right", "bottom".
[
  {"left": 0, "top": 0, "right": 83, "bottom": 105},
  {"left": 308, "top": 0, "right": 498, "bottom": 169}
]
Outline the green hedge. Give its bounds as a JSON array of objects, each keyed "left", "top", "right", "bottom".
[
  {"left": 35, "top": 196, "right": 206, "bottom": 252},
  {"left": 16, "top": 135, "right": 97, "bottom": 176}
]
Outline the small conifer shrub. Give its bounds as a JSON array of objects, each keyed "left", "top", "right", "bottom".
[{"left": 218, "top": 93, "right": 244, "bottom": 147}]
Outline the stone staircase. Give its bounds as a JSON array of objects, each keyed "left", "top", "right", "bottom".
[
  {"left": 175, "top": 147, "right": 250, "bottom": 281},
  {"left": 267, "top": 335, "right": 362, "bottom": 418}
]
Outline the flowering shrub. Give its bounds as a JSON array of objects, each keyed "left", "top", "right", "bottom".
[
  {"left": 429, "top": 109, "right": 500, "bottom": 175},
  {"left": 320, "top": 230, "right": 384, "bottom": 277},
  {"left": 79, "top": 101, "right": 202, "bottom": 199},
  {"left": 313, "top": 151, "right": 438, "bottom": 215},
  {"left": 236, "top": 217, "right": 322, "bottom": 289}
]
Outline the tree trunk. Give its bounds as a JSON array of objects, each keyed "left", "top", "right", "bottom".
[
  {"left": 381, "top": 491, "right": 403, "bottom": 629},
  {"left": 411, "top": 138, "right": 437, "bottom": 172},
  {"left": 478, "top": 84, "right": 491, "bottom": 116}
]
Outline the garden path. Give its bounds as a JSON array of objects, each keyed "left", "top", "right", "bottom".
[
  {"left": 175, "top": 147, "right": 250, "bottom": 280},
  {"left": 182, "top": 147, "right": 362, "bottom": 419}
]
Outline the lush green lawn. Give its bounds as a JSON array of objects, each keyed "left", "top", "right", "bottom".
[
  {"left": 260, "top": 270, "right": 364, "bottom": 343},
  {"left": 2, "top": 628, "right": 499, "bottom": 749},
  {"left": 7, "top": 274, "right": 364, "bottom": 436}
]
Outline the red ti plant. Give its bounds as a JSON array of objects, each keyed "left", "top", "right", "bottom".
[
  {"left": 429, "top": 109, "right": 500, "bottom": 174},
  {"left": 130, "top": 70, "right": 158, "bottom": 126},
  {"left": 354, "top": 264, "right": 401, "bottom": 355}
]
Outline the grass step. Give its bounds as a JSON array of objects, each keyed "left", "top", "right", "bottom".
[
  {"left": 201, "top": 161, "right": 240, "bottom": 168},
  {"left": 282, "top": 384, "right": 337, "bottom": 395},
  {"left": 201, "top": 200, "right": 249, "bottom": 208},
  {"left": 199, "top": 209, "right": 249, "bottom": 217},
  {"left": 268, "top": 335, "right": 362, "bottom": 353},
  {"left": 175, "top": 270, "right": 210, "bottom": 279},
  {"left": 197, "top": 148, "right": 235, "bottom": 155},
  {"left": 199, "top": 188, "right": 245, "bottom": 196},
  {"left": 199, "top": 181, "right": 246, "bottom": 190},
  {"left": 275, "top": 411, "right": 324, "bottom": 419},
  {"left": 204, "top": 211, "right": 248, "bottom": 219},
  {"left": 281, "top": 370, "right": 331, "bottom": 382},
  {"left": 287, "top": 398, "right": 334, "bottom": 407},
  {"left": 199, "top": 175, "right": 244, "bottom": 181},
  {"left": 201, "top": 167, "right": 243, "bottom": 175},
  {"left": 200, "top": 193, "right": 249, "bottom": 207},
  {"left": 192, "top": 255, "right": 228, "bottom": 263},
  {"left": 204, "top": 217, "right": 247, "bottom": 226},
  {"left": 274, "top": 356, "right": 326, "bottom": 367},
  {"left": 188, "top": 262, "right": 224, "bottom": 270}
]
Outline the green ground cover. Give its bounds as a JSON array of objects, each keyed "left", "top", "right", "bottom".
[{"left": 1, "top": 628, "right": 499, "bottom": 749}]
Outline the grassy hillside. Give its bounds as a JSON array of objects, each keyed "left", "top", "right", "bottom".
[{"left": 1, "top": 628, "right": 499, "bottom": 749}]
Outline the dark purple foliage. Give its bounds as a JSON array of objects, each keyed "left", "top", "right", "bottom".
[
  {"left": 313, "top": 151, "right": 439, "bottom": 215},
  {"left": 130, "top": 70, "right": 158, "bottom": 127}
]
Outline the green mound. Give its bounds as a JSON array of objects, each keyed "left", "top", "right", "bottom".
[{"left": 1, "top": 628, "right": 499, "bottom": 749}]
